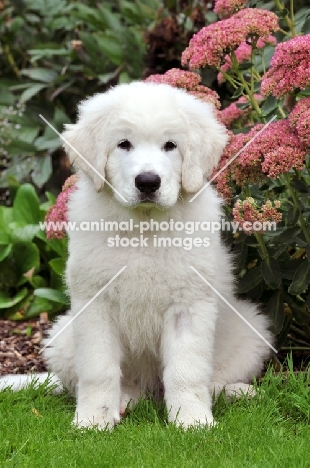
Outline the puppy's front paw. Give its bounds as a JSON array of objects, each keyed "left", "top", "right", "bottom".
[
  {"left": 73, "top": 405, "right": 121, "bottom": 430},
  {"left": 224, "top": 383, "right": 256, "bottom": 399},
  {"left": 120, "top": 385, "right": 141, "bottom": 416},
  {"left": 174, "top": 410, "right": 216, "bottom": 429},
  {"left": 168, "top": 398, "right": 215, "bottom": 429}
]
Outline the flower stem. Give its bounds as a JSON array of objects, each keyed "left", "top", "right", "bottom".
[
  {"left": 290, "top": 0, "right": 295, "bottom": 30},
  {"left": 230, "top": 51, "right": 265, "bottom": 121},
  {"left": 273, "top": 0, "right": 297, "bottom": 36},
  {"left": 255, "top": 232, "right": 269, "bottom": 259},
  {"left": 219, "top": 69, "right": 240, "bottom": 88},
  {"left": 239, "top": 74, "right": 265, "bottom": 121},
  {"left": 277, "top": 105, "right": 286, "bottom": 118},
  {"left": 3, "top": 45, "right": 21, "bottom": 79}
]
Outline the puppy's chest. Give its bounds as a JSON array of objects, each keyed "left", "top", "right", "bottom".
[
  {"left": 104, "top": 256, "right": 175, "bottom": 354},
  {"left": 107, "top": 251, "right": 184, "bottom": 309}
]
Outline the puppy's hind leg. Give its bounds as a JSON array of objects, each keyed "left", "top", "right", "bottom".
[
  {"left": 211, "top": 299, "right": 273, "bottom": 399},
  {"left": 43, "top": 312, "right": 77, "bottom": 396}
]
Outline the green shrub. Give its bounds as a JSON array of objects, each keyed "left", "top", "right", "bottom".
[
  {"left": 179, "top": 0, "right": 310, "bottom": 349},
  {"left": 0, "top": 183, "right": 68, "bottom": 318}
]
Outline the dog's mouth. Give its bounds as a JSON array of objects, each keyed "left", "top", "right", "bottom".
[
  {"left": 134, "top": 194, "right": 164, "bottom": 210},
  {"left": 139, "top": 194, "right": 157, "bottom": 203}
]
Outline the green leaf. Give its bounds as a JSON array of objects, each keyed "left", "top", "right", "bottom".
[
  {"left": 20, "top": 68, "right": 57, "bottom": 83},
  {"left": 274, "top": 226, "right": 301, "bottom": 244},
  {"left": 28, "top": 48, "right": 68, "bottom": 62},
  {"left": 238, "top": 267, "right": 262, "bottom": 294},
  {"left": 246, "top": 281, "right": 264, "bottom": 301},
  {"left": 95, "top": 33, "right": 123, "bottom": 65},
  {"left": 20, "top": 83, "right": 47, "bottom": 102},
  {"left": 31, "top": 154, "right": 52, "bottom": 188},
  {"left": 34, "top": 288, "right": 69, "bottom": 305},
  {"left": 280, "top": 258, "right": 303, "bottom": 280},
  {"left": 0, "top": 288, "right": 28, "bottom": 309},
  {"left": 35, "top": 136, "right": 60, "bottom": 151},
  {"left": 261, "top": 95, "right": 277, "bottom": 115},
  {"left": 30, "top": 275, "right": 46, "bottom": 289},
  {"left": 266, "top": 289, "right": 284, "bottom": 335},
  {"left": 302, "top": 17, "right": 310, "bottom": 33},
  {"left": 261, "top": 257, "right": 282, "bottom": 289},
  {"left": 0, "top": 207, "right": 13, "bottom": 232},
  {"left": 49, "top": 257, "right": 66, "bottom": 276},
  {"left": 97, "top": 4, "right": 122, "bottom": 30},
  {"left": 0, "top": 87, "right": 15, "bottom": 105},
  {"left": 10, "top": 225, "right": 41, "bottom": 243},
  {"left": 44, "top": 192, "right": 57, "bottom": 205},
  {"left": 0, "top": 244, "right": 12, "bottom": 262},
  {"left": 12, "top": 242, "right": 40, "bottom": 277},
  {"left": 236, "top": 101, "right": 250, "bottom": 110},
  {"left": 16, "top": 126, "right": 38, "bottom": 144},
  {"left": 231, "top": 86, "right": 244, "bottom": 99},
  {"left": 118, "top": 71, "right": 130, "bottom": 84},
  {"left": 278, "top": 7, "right": 289, "bottom": 19},
  {"left": 289, "top": 260, "right": 310, "bottom": 295},
  {"left": 238, "top": 62, "right": 253, "bottom": 71},
  {"left": 290, "top": 179, "right": 310, "bottom": 193},
  {"left": 0, "top": 232, "right": 10, "bottom": 244},
  {"left": 285, "top": 205, "right": 299, "bottom": 228},
  {"left": 25, "top": 296, "right": 53, "bottom": 318},
  {"left": 13, "top": 184, "right": 40, "bottom": 225},
  {"left": 5, "top": 292, "right": 33, "bottom": 320}
]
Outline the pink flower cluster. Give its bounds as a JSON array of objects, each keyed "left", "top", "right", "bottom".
[
  {"left": 260, "top": 120, "right": 307, "bottom": 177},
  {"left": 182, "top": 8, "right": 279, "bottom": 69},
  {"left": 214, "top": 0, "right": 247, "bottom": 18},
  {"left": 261, "top": 34, "right": 310, "bottom": 98},
  {"left": 45, "top": 174, "right": 78, "bottom": 240},
  {"left": 213, "top": 120, "right": 307, "bottom": 199},
  {"left": 217, "top": 36, "right": 276, "bottom": 84},
  {"left": 220, "top": 94, "right": 263, "bottom": 128},
  {"left": 289, "top": 97, "right": 310, "bottom": 149},
  {"left": 145, "top": 68, "right": 221, "bottom": 108},
  {"left": 232, "top": 197, "right": 282, "bottom": 234}
]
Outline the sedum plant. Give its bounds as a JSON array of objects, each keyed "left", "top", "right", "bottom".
[{"left": 178, "top": 0, "right": 310, "bottom": 349}]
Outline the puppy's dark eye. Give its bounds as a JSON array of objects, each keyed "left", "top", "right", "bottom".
[
  {"left": 117, "top": 139, "right": 133, "bottom": 151},
  {"left": 163, "top": 141, "right": 177, "bottom": 152}
]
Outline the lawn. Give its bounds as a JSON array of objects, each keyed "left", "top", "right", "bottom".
[{"left": 0, "top": 359, "right": 309, "bottom": 468}]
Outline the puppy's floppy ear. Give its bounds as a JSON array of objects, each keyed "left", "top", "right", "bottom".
[
  {"left": 61, "top": 93, "right": 113, "bottom": 192},
  {"left": 181, "top": 99, "right": 228, "bottom": 193}
]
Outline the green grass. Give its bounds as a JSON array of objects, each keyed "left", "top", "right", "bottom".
[{"left": 0, "top": 360, "right": 309, "bottom": 468}]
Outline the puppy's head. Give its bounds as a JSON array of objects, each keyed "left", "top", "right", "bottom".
[{"left": 62, "top": 82, "right": 228, "bottom": 208}]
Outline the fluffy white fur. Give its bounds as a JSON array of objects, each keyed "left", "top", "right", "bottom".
[{"left": 0, "top": 82, "right": 272, "bottom": 429}]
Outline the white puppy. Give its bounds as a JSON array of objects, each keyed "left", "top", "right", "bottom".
[{"left": 0, "top": 82, "right": 272, "bottom": 429}]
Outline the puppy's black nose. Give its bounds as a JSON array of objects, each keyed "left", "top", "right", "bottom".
[{"left": 135, "top": 173, "right": 161, "bottom": 193}]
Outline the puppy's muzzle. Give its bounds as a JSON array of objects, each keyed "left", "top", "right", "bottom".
[{"left": 135, "top": 173, "right": 161, "bottom": 193}]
